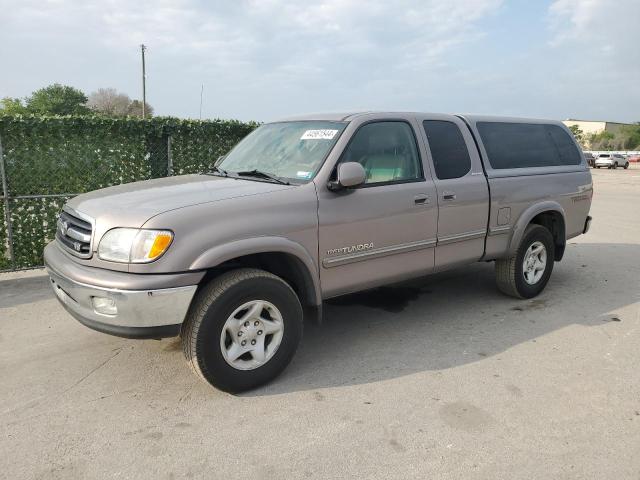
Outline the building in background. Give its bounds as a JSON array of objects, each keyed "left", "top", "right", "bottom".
[{"left": 562, "top": 119, "right": 631, "bottom": 136}]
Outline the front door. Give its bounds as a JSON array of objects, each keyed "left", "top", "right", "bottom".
[
  {"left": 417, "top": 115, "right": 490, "bottom": 270},
  {"left": 316, "top": 119, "right": 438, "bottom": 298}
]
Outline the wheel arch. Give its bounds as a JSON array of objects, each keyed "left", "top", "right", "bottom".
[
  {"left": 189, "top": 237, "right": 321, "bottom": 308},
  {"left": 509, "top": 202, "right": 566, "bottom": 261}
]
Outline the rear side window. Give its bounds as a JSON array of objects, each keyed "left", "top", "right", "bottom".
[
  {"left": 423, "top": 120, "right": 471, "bottom": 179},
  {"left": 477, "top": 122, "right": 582, "bottom": 169}
]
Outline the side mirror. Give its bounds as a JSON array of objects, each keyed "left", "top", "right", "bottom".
[{"left": 328, "top": 162, "right": 366, "bottom": 191}]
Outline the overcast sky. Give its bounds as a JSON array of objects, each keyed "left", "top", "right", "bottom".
[{"left": 1, "top": 0, "right": 638, "bottom": 122}]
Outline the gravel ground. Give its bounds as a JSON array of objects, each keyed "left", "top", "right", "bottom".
[{"left": 1, "top": 165, "right": 639, "bottom": 479}]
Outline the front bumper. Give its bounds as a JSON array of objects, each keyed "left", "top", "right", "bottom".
[{"left": 44, "top": 242, "right": 200, "bottom": 339}]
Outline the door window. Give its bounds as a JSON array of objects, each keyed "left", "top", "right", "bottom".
[
  {"left": 422, "top": 120, "right": 472, "bottom": 179},
  {"left": 340, "top": 121, "right": 422, "bottom": 185}
]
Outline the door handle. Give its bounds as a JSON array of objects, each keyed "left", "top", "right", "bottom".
[
  {"left": 414, "top": 194, "right": 430, "bottom": 205},
  {"left": 442, "top": 191, "right": 456, "bottom": 201}
]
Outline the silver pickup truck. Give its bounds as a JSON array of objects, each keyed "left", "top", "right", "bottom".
[{"left": 44, "top": 112, "right": 593, "bottom": 392}]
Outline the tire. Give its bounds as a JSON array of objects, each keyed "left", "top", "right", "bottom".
[
  {"left": 182, "top": 268, "right": 303, "bottom": 393},
  {"left": 613, "top": 163, "right": 618, "bottom": 169},
  {"left": 624, "top": 163, "right": 629, "bottom": 169},
  {"left": 495, "top": 224, "right": 555, "bottom": 299}
]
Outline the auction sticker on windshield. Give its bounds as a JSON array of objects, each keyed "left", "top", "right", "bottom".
[{"left": 301, "top": 129, "right": 338, "bottom": 140}]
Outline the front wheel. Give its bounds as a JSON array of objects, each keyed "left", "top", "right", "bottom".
[
  {"left": 495, "top": 224, "right": 555, "bottom": 299},
  {"left": 624, "top": 163, "right": 629, "bottom": 169},
  {"left": 182, "top": 268, "right": 303, "bottom": 393}
]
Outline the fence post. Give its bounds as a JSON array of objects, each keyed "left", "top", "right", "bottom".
[
  {"left": 0, "top": 134, "right": 16, "bottom": 268},
  {"left": 167, "top": 134, "right": 173, "bottom": 176}
]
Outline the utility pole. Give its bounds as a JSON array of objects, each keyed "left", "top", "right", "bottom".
[
  {"left": 199, "top": 84, "right": 204, "bottom": 119},
  {"left": 140, "top": 44, "right": 147, "bottom": 119}
]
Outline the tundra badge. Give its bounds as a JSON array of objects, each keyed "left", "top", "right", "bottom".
[{"left": 327, "top": 243, "right": 374, "bottom": 256}]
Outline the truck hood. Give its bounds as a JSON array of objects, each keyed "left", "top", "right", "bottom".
[{"left": 67, "top": 174, "right": 294, "bottom": 228}]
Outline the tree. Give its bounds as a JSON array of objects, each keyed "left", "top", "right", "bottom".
[
  {"left": 0, "top": 97, "right": 27, "bottom": 115},
  {"left": 87, "top": 88, "right": 132, "bottom": 116},
  {"left": 620, "top": 124, "right": 640, "bottom": 150},
  {"left": 2, "top": 84, "right": 155, "bottom": 118},
  {"left": 588, "top": 131, "right": 615, "bottom": 150},
  {"left": 87, "top": 88, "right": 154, "bottom": 118},
  {"left": 25, "top": 83, "right": 89, "bottom": 115},
  {"left": 127, "top": 99, "right": 154, "bottom": 117},
  {"left": 568, "top": 124, "right": 585, "bottom": 148}
]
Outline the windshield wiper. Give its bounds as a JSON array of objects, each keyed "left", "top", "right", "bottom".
[
  {"left": 235, "top": 169, "right": 290, "bottom": 185},
  {"left": 206, "top": 165, "right": 229, "bottom": 177}
]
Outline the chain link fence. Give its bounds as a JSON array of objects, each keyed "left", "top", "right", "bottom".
[{"left": 0, "top": 116, "right": 257, "bottom": 271}]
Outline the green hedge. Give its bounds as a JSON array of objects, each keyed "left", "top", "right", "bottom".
[
  {"left": 8, "top": 196, "right": 71, "bottom": 269},
  {"left": 0, "top": 115, "right": 258, "bottom": 270},
  {"left": 168, "top": 119, "right": 256, "bottom": 175}
]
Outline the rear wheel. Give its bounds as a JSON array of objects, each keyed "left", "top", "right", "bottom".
[
  {"left": 613, "top": 163, "right": 618, "bottom": 169},
  {"left": 495, "top": 224, "right": 555, "bottom": 299},
  {"left": 182, "top": 268, "right": 303, "bottom": 393}
]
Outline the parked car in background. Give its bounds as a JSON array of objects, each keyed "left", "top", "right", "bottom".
[
  {"left": 583, "top": 152, "right": 595, "bottom": 167},
  {"left": 594, "top": 153, "right": 629, "bottom": 169},
  {"left": 627, "top": 154, "right": 640, "bottom": 163}
]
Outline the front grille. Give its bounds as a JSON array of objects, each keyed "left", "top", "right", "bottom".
[{"left": 56, "top": 209, "right": 94, "bottom": 258}]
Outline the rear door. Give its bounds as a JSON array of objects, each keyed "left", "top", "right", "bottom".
[{"left": 416, "top": 114, "right": 490, "bottom": 270}]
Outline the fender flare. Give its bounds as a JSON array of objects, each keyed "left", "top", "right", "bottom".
[
  {"left": 507, "top": 201, "right": 566, "bottom": 256},
  {"left": 189, "top": 236, "right": 321, "bottom": 306}
]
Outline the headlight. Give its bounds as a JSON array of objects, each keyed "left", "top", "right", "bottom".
[{"left": 98, "top": 228, "right": 173, "bottom": 263}]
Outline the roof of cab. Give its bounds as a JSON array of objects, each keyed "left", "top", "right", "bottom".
[
  {"left": 275, "top": 111, "right": 457, "bottom": 122},
  {"left": 274, "top": 112, "right": 375, "bottom": 122}
]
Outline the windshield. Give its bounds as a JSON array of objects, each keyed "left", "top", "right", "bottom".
[{"left": 217, "top": 121, "right": 347, "bottom": 183}]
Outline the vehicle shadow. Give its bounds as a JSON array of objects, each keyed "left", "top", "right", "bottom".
[{"left": 243, "top": 243, "right": 639, "bottom": 396}]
